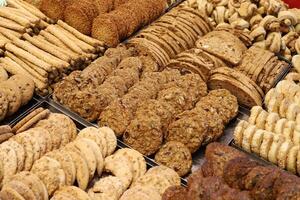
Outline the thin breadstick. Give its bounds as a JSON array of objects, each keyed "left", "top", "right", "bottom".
[
  {"left": 20, "top": 58, "right": 49, "bottom": 78},
  {"left": 23, "top": 33, "right": 71, "bottom": 63},
  {"left": 16, "top": 109, "right": 50, "bottom": 133},
  {"left": 39, "top": 30, "right": 68, "bottom": 49},
  {"left": 0, "top": 8, "right": 31, "bottom": 28},
  {"left": 0, "top": 16, "right": 26, "bottom": 32},
  {"left": 39, "top": 20, "right": 49, "bottom": 29},
  {"left": 55, "top": 25, "right": 96, "bottom": 53},
  {"left": 46, "top": 25, "right": 83, "bottom": 54},
  {"left": 0, "top": 27, "right": 22, "bottom": 39},
  {"left": 57, "top": 20, "right": 104, "bottom": 47},
  {"left": 12, "top": 38, "right": 69, "bottom": 69},
  {"left": 5, "top": 51, "right": 48, "bottom": 83},
  {"left": 0, "top": 33, "right": 10, "bottom": 48},
  {"left": 5, "top": 3, "right": 40, "bottom": 21},
  {"left": 4, "top": 7, "right": 39, "bottom": 24},
  {"left": 5, "top": 43, "right": 52, "bottom": 72}
]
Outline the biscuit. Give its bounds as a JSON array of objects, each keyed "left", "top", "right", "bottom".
[
  {"left": 0, "top": 81, "right": 22, "bottom": 117},
  {"left": 293, "top": 125, "right": 300, "bottom": 145},
  {"left": 279, "top": 98, "right": 291, "bottom": 118},
  {"left": 0, "top": 90, "right": 8, "bottom": 121},
  {"left": 114, "top": 148, "right": 146, "bottom": 182},
  {"left": 46, "top": 149, "right": 76, "bottom": 186},
  {"left": 98, "top": 126, "right": 117, "bottom": 156},
  {"left": 287, "top": 145, "right": 299, "bottom": 174},
  {"left": 274, "top": 118, "right": 288, "bottom": 135},
  {"left": 0, "top": 186, "right": 25, "bottom": 200},
  {"left": 268, "top": 134, "right": 285, "bottom": 164},
  {"left": 104, "top": 155, "right": 133, "bottom": 189},
  {"left": 55, "top": 186, "right": 91, "bottom": 200},
  {"left": 241, "top": 125, "right": 257, "bottom": 152},
  {"left": 287, "top": 103, "right": 300, "bottom": 121},
  {"left": 28, "top": 128, "right": 48, "bottom": 157},
  {"left": 3, "top": 180, "right": 36, "bottom": 200},
  {"left": 146, "top": 166, "right": 180, "bottom": 186},
  {"left": 248, "top": 106, "right": 263, "bottom": 125},
  {"left": 233, "top": 120, "right": 248, "bottom": 146},
  {"left": 154, "top": 141, "right": 192, "bottom": 177},
  {"left": 283, "top": 121, "right": 295, "bottom": 141},
  {"left": 266, "top": 95, "right": 281, "bottom": 114},
  {"left": 120, "top": 186, "right": 161, "bottom": 200},
  {"left": 259, "top": 131, "right": 274, "bottom": 160},
  {"left": 265, "top": 112, "right": 280, "bottom": 132},
  {"left": 255, "top": 110, "right": 268, "bottom": 129},
  {"left": 4, "top": 140, "right": 25, "bottom": 173},
  {"left": 251, "top": 130, "right": 265, "bottom": 154},
  {"left": 277, "top": 141, "right": 293, "bottom": 169},
  {"left": 91, "top": 176, "right": 124, "bottom": 200},
  {"left": 0, "top": 141, "right": 18, "bottom": 185}
]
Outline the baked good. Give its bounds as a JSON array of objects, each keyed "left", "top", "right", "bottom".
[{"left": 162, "top": 186, "right": 188, "bottom": 200}]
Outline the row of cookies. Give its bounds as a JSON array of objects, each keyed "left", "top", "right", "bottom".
[
  {"left": 198, "top": 143, "right": 300, "bottom": 200},
  {"left": 99, "top": 69, "right": 182, "bottom": 136},
  {"left": 127, "top": 5, "right": 213, "bottom": 68},
  {"left": 0, "top": 74, "right": 34, "bottom": 122},
  {"left": 234, "top": 120, "right": 300, "bottom": 175},
  {"left": 0, "top": 20, "right": 104, "bottom": 95},
  {"left": 54, "top": 46, "right": 154, "bottom": 122},
  {"left": 0, "top": 111, "right": 77, "bottom": 187}
]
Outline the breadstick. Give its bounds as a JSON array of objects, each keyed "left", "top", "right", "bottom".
[
  {"left": 0, "top": 49, "right": 3, "bottom": 56},
  {"left": 0, "top": 27, "right": 22, "bottom": 40},
  {"left": 12, "top": 38, "right": 69, "bottom": 69},
  {"left": 21, "top": 58, "right": 49, "bottom": 79},
  {"left": 23, "top": 33, "right": 70, "bottom": 63},
  {"left": 57, "top": 20, "right": 104, "bottom": 47},
  {"left": 46, "top": 25, "right": 83, "bottom": 54},
  {"left": 56, "top": 25, "right": 96, "bottom": 53},
  {"left": 39, "top": 20, "right": 49, "bottom": 29},
  {"left": 0, "top": 33, "right": 10, "bottom": 48},
  {"left": 5, "top": 3, "right": 40, "bottom": 21},
  {"left": 4, "top": 7, "right": 39, "bottom": 24},
  {"left": 39, "top": 30, "right": 68, "bottom": 49},
  {"left": 16, "top": 109, "right": 50, "bottom": 133},
  {"left": 0, "top": 8, "right": 31, "bottom": 28},
  {"left": 5, "top": 43, "right": 52, "bottom": 72},
  {"left": 0, "top": 16, "right": 26, "bottom": 32}
]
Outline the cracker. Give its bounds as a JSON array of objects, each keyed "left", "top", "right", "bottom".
[
  {"left": 0, "top": 141, "right": 17, "bottom": 185},
  {"left": 16, "top": 109, "right": 51, "bottom": 134},
  {"left": 12, "top": 108, "right": 45, "bottom": 133},
  {"left": 265, "top": 112, "right": 280, "bottom": 132},
  {"left": 241, "top": 125, "right": 257, "bottom": 152},
  {"left": 287, "top": 145, "right": 299, "bottom": 174},
  {"left": 0, "top": 81, "right": 22, "bottom": 117},
  {"left": 98, "top": 126, "right": 117, "bottom": 156},
  {"left": 251, "top": 130, "right": 265, "bottom": 154},
  {"left": 268, "top": 134, "right": 285, "bottom": 164},
  {"left": 114, "top": 148, "right": 146, "bottom": 182},
  {"left": 277, "top": 141, "right": 293, "bottom": 169},
  {"left": 154, "top": 141, "right": 192, "bottom": 177},
  {"left": 260, "top": 131, "right": 274, "bottom": 160},
  {"left": 104, "top": 155, "right": 133, "bottom": 189},
  {"left": 0, "top": 90, "right": 8, "bottom": 121},
  {"left": 146, "top": 166, "right": 180, "bottom": 186}
]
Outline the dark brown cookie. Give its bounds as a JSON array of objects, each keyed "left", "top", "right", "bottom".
[{"left": 162, "top": 186, "right": 188, "bottom": 200}]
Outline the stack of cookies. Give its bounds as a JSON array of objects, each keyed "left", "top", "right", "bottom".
[
  {"left": 127, "top": 6, "right": 213, "bottom": 67},
  {"left": 167, "top": 89, "right": 238, "bottom": 153},
  {"left": 0, "top": 74, "right": 34, "bottom": 122},
  {"left": 0, "top": 111, "right": 77, "bottom": 187},
  {"left": 235, "top": 46, "right": 290, "bottom": 93},
  {"left": 54, "top": 46, "right": 150, "bottom": 122}
]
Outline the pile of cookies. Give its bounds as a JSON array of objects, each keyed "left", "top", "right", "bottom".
[
  {"left": 127, "top": 5, "right": 213, "bottom": 68},
  {"left": 0, "top": 111, "right": 77, "bottom": 187},
  {"left": 1, "top": 20, "right": 104, "bottom": 94},
  {"left": 53, "top": 46, "right": 156, "bottom": 122},
  {"left": 183, "top": 142, "right": 300, "bottom": 200},
  {"left": 0, "top": 125, "right": 13, "bottom": 143},
  {"left": 0, "top": 74, "right": 34, "bottom": 122}
]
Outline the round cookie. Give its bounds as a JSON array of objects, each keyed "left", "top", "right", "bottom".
[
  {"left": 0, "top": 81, "right": 22, "bottom": 117},
  {"left": 154, "top": 141, "right": 192, "bottom": 177},
  {"left": 162, "top": 186, "right": 188, "bottom": 200},
  {"left": 0, "top": 90, "right": 8, "bottom": 121},
  {"left": 8, "top": 75, "right": 35, "bottom": 106},
  {"left": 120, "top": 186, "right": 161, "bottom": 200},
  {"left": 98, "top": 126, "right": 117, "bottom": 156},
  {"left": 146, "top": 166, "right": 180, "bottom": 186},
  {"left": 91, "top": 176, "right": 124, "bottom": 200}
]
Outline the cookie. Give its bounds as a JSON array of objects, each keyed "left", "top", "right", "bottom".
[
  {"left": 255, "top": 110, "right": 268, "bottom": 129},
  {"left": 265, "top": 112, "right": 280, "bottom": 132},
  {"left": 8, "top": 75, "right": 35, "bottom": 106},
  {"left": 259, "top": 131, "right": 274, "bottom": 160},
  {"left": 120, "top": 186, "right": 161, "bottom": 200},
  {"left": 0, "top": 141, "right": 18, "bottom": 185},
  {"left": 287, "top": 145, "right": 299, "bottom": 174},
  {"left": 283, "top": 121, "right": 295, "bottom": 141},
  {"left": 268, "top": 134, "right": 285, "bottom": 164},
  {"left": 3, "top": 180, "right": 36, "bottom": 200},
  {"left": 0, "top": 132, "right": 14, "bottom": 143},
  {"left": 154, "top": 141, "right": 192, "bottom": 177},
  {"left": 162, "top": 185, "right": 187, "bottom": 200},
  {"left": 98, "top": 126, "right": 117, "bottom": 156},
  {"left": 234, "top": 120, "right": 248, "bottom": 146},
  {"left": 277, "top": 141, "right": 293, "bottom": 169},
  {"left": 251, "top": 130, "right": 265, "bottom": 154},
  {"left": 55, "top": 186, "right": 91, "bottom": 200},
  {"left": 0, "top": 186, "right": 25, "bottom": 200},
  {"left": 0, "top": 81, "right": 22, "bottom": 117},
  {"left": 91, "top": 176, "right": 124, "bottom": 200},
  {"left": 0, "top": 91, "right": 8, "bottom": 121},
  {"left": 241, "top": 125, "right": 257, "bottom": 153},
  {"left": 274, "top": 118, "right": 288, "bottom": 135},
  {"left": 146, "top": 166, "right": 180, "bottom": 186},
  {"left": 287, "top": 103, "right": 300, "bottom": 121},
  {"left": 4, "top": 140, "right": 25, "bottom": 173}
]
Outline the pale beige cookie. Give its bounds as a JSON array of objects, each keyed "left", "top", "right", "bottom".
[
  {"left": 264, "top": 88, "right": 276, "bottom": 105},
  {"left": 293, "top": 125, "right": 300, "bottom": 145},
  {"left": 73, "top": 139, "right": 97, "bottom": 180},
  {"left": 46, "top": 149, "right": 76, "bottom": 186},
  {"left": 266, "top": 95, "right": 281, "bottom": 114},
  {"left": 4, "top": 140, "right": 25, "bottom": 173},
  {"left": 132, "top": 174, "right": 172, "bottom": 196},
  {"left": 55, "top": 186, "right": 91, "bottom": 200},
  {"left": 296, "top": 113, "right": 300, "bottom": 124},
  {"left": 11, "top": 171, "right": 48, "bottom": 200},
  {"left": 0, "top": 141, "right": 18, "bottom": 185},
  {"left": 265, "top": 112, "right": 280, "bottom": 132},
  {"left": 0, "top": 90, "right": 8, "bottom": 122},
  {"left": 241, "top": 125, "right": 257, "bottom": 153},
  {"left": 279, "top": 98, "right": 291, "bottom": 118},
  {"left": 120, "top": 186, "right": 161, "bottom": 200},
  {"left": 286, "top": 103, "right": 300, "bottom": 121},
  {"left": 255, "top": 110, "right": 268, "bottom": 129},
  {"left": 287, "top": 145, "right": 299, "bottom": 174},
  {"left": 146, "top": 166, "right": 180, "bottom": 186},
  {"left": 51, "top": 193, "right": 77, "bottom": 200},
  {"left": 28, "top": 128, "right": 48, "bottom": 157},
  {"left": 251, "top": 130, "right": 264, "bottom": 154},
  {"left": 104, "top": 155, "right": 133, "bottom": 189},
  {"left": 64, "top": 149, "right": 89, "bottom": 190},
  {"left": 98, "top": 127, "right": 117, "bottom": 156},
  {"left": 277, "top": 141, "right": 293, "bottom": 169},
  {"left": 260, "top": 131, "right": 274, "bottom": 160},
  {"left": 78, "top": 127, "right": 108, "bottom": 158},
  {"left": 3, "top": 180, "right": 36, "bottom": 200},
  {"left": 283, "top": 121, "right": 295, "bottom": 141},
  {"left": 233, "top": 120, "right": 248, "bottom": 146},
  {"left": 268, "top": 134, "right": 285, "bottom": 164},
  {"left": 0, "top": 186, "right": 25, "bottom": 200},
  {"left": 91, "top": 176, "right": 124, "bottom": 200},
  {"left": 114, "top": 148, "right": 147, "bottom": 182},
  {"left": 26, "top": 133, "right": 41, "bottom": 163},
  {"left": 286, "top": 84, "right": 299, "bottom": 100},
  {"left": 248, "top": 106, "right": 263, "bottom": 125},
  {"left": 276, "top": 80, "right": 295, "bottom": 95},
  {"left": 88, "top": 190, "right": 114, "bottom": 200},
  {"left": 80, "top": 138, "right": 104, "bottom": 176},
  {"left": 31, "top": 156, "right": 66, "bottom": 196},
  {"left": 274, "top": 118, "right": 288, "bottom": 135}
]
